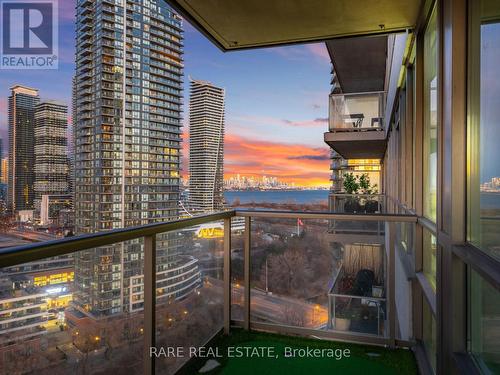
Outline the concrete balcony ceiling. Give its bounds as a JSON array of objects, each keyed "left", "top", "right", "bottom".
[
  {"left": 324, "top": 129, "right": 387, "bottom": 159},
  {"left": 166, "top": 0, "right": 421, "bottom": 50}
]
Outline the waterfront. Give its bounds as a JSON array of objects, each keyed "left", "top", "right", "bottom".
[
  {"left": 224, "top": 190, "right": 500, "bottom": 210},
  {"left": 224, "top": 190, "right": 329, "bottom": 205}
]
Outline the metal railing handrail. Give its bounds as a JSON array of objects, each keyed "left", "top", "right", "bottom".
[
  {"left": 0, "top": 210, "right": 235, "bottom": 268},
  {"left": 0, "top": 209, "right": 418, "bottom": 268},
  {"left": 235, "top": 209, "right": 417, "bottom": 222}
]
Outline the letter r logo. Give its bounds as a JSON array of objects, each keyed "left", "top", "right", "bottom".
[{"left": 1, "top": 1, "right": 54, "bottom": 54}]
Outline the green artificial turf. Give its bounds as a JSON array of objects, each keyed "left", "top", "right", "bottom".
[{"left": 178, "top": 329, "right": 418, "bottom": 375}]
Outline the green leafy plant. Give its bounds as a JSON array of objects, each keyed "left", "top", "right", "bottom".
[
  {"left": 358, "top": 173, "right": 378, "bottom": 194},
  {"left": 343, "top": 173, "right": 359, "bottom": 194}
]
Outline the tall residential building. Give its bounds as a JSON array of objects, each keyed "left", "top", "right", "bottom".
[
  {"left": 0, "top": 139, "right": 3, "bottom": 181},
  {"left": 1, "top": 158, "right": 7, "bottom": 184},
  {"left": 73, "top": 0, "right": 199, "bottom": 317},
  {"left": 189, "top": 79, "right": 225, "bottom": 213},
  {"left": 8, "top": 86, "right": 39, "bottom": 213},
  {"left": 34, "top": 101, "right": 70, "bottom": 208}
]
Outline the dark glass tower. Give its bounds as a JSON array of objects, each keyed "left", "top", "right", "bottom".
[
  {"left": 34, "top": 101, "right": 70, "bottom": 205},
  {"left": 8, "top": 85, "right": 40, "bottom": 213}
]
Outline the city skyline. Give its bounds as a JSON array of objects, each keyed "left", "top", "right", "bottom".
[{"left": 0, "top": 1, "right": 332, "bottom": 188}]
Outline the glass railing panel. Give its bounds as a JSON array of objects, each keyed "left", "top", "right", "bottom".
[
  {"left": 0, "top": 239, "right": 145, "bottom": 374},
  {"left": 394, "top": 221, "right": 416, "bottom": 342},
  {"left": 329, "top": 92, "right": 385, "bottom": 131},
  {"left": 249, "top": 216, "right": 388, "bottom": 337},
  {"left": 329, "top": 194, "right": 385, "bottom": 214},
  {"left": 155, "top": 221, "right": 225, "bottom": 374},
  {"left": 328, "top": 194, "right": 414, "bottom": 216}
]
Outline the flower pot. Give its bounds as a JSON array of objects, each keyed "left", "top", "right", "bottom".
[
  {"left": 334, "top": 317, "right": 351, "bottom": 331},
  {"left": 344, "top": 200, "right": 361, "bottom": 213},
  {"left": 364, "top": 200, "right": 379, "bottom": 213},
  {"left": 372, "top": 286, "right": 383, "bottom": 298}
]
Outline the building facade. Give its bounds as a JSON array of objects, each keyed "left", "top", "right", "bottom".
[
  {"left": 188, "top": 79, "right": 225, "bottom": 213},
  {"left": 7, "top": 86, "right": 39, "bottom": 213},
  {"left": 73, "top": 0, "right": 199, "bottom": 317},
  {"left": 34, "top": 101, "right": 70, "bottom": 212}
]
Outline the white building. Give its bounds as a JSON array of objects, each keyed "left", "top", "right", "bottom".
[{"left": 189, "top": 79, "right": 225, "bottom": 213}]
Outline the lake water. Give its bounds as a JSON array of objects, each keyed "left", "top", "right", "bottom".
[
  {"left": 481, "top": 192, "right": 500, "bottom": 209},
  {"left": 224, "top": 190, "right": 329, "bottom": 205},
  {"left": 224, "top": 190, "right": 500, "bottom": 208}
]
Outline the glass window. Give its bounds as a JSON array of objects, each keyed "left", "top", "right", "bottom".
[
  {"left": 423, "top": 6, "right": 438, "bottom": 222},
  {"left": 468, "top": 0, "right": 500, "bottom": 261},
  {"left": 423, "top": 298, "right": 437, "bottom": 373},
  {"left": 469, "top": 270, "right": 500, "bottom": 373},
  {"left": 423, "top": 228, "right": 437, "bottom": 290}
]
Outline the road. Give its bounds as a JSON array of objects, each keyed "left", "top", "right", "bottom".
[
  {"left": 206, "top": 278, "right": 328, "bottom": 328},
  {"left": 8, "top": 229, "right": 58, "bottom": 242}
]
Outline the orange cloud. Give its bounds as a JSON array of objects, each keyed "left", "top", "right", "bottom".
[{"left": 181, "top": 131, "right": 331, "bottom": 188}]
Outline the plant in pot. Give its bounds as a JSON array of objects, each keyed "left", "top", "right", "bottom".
[
  {"left": 342, "top": 173, "right": 360, "bottom": 213},
  {"left": 359, "top": 173, "right": 379, "bottom": 213},
  {"left": 334, "top": 300, "right": 352, "bottom": 331}
]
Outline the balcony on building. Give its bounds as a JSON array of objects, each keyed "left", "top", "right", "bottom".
[
  {"left": 323, "top": 35, "right": 390, "bottom": 160},
  {"left": 324, "top": 91, "right": 387, "bottom": 159}
]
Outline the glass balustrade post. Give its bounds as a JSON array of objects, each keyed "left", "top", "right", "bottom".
[
  {"left": 143, "top": 235, "right": 156, "bottom": 375},
  {"left": 388, "top": 221, "right": 396, "bottom": 348},
  {"left": 243, "top": 216, "right": 251, "bottom": 331},
  {"left": 223, "top": 218, "right": 232, "bottom": 334}
]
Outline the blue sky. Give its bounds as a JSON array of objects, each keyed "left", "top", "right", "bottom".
[{"left": 0, "top": 1, "right": 333, "bottom": 186}]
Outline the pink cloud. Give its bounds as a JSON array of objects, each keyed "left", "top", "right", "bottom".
[
  {"left": 267, "top": 43, "right": 329, "bottom": 65},
  {"left": 305, "top": 44, "right": 330, "bottom": 63}
]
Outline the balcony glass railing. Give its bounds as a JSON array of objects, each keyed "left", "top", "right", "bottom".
[
  {"left": 0, "top": 209, "right": 416, "bottom": 374},
  {"left": 329, "top": 92, "right": 385, "bottom": 131}
]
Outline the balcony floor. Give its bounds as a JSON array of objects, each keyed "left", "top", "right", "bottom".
[{"left": 178, "top": 329, "right": 417, "bottom": 374}]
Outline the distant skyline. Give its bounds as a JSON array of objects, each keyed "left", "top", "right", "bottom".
[{"left": 0, "top": 1, "right": 332, "bottom": 187}]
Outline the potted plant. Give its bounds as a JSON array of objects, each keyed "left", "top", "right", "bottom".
[
  {"left": 334, "top": 301, "right": 352, "bottom": 331},
  {"left": 358, "top": 173, "right": 379, "bottom": 213},
  {"left": 342, "top": 173, "right": 361, "bottom": 213}
]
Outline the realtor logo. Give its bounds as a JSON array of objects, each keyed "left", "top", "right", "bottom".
[{"left": 1, "top": 0, "right": 58, "bottom": 69}]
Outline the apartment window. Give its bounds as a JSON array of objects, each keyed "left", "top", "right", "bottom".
[
  {"left": 469, "top": 270, "right": 500, "bottom": 372},
  {"left": 423, "top": 298, "right": 437, "bottom": 373},
  {"left": 423, "top": 228, "right": 437, "bottom": 290},
  {"left": 423, "top": 6, "right": 438, "bottom": 222},
  {"left": 467, "top": 2, "right": 500, "bottom": 372},
  {"left": 468, "top": 0, "right": 500, "bottom": 262}
]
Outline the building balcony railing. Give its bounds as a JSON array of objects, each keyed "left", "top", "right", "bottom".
[
  {"left": 0, "top": 208, "right": 417, "bottom": 374},
  {"left": 328, "top": 92, "right": 385, "bottom": 132},
  {"left": 324, "top": 92, "right": 387, "bottom": 159}
]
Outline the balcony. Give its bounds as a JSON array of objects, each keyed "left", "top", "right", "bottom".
[
  {"left": 0, "top": 209, "right": 417, "bottom": 374},
  {"left": 324, "top": 92, "right": 387, "bottom": 159}
]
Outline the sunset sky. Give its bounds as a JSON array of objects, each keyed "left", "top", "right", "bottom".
[{"left": 0, "top": 2, "right": 332, "bottom": 187}]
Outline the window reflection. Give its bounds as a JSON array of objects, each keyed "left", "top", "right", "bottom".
[
  {"left": 468, "top": 0, "right": 500, "bottom": 261},
  {"left": 423, "top": 7, "right": 438, "bottom": 222}
]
